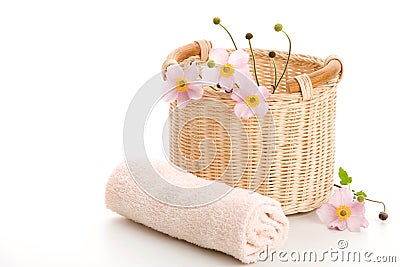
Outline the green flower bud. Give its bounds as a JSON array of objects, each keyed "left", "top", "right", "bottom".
[
  {"left": 274, "top": 23, "right": 283, "bottom": 32},
  {"left": 213, "top": 17, "right": 221, "bottom": 25},
  {"left": 268, "top": 51, "right": 276, "bottom": 58},
  {"left": 245, "top": 33, "right": 253, "bottom": 40},
  {"left": 357, "top": 195, "right": 365, "bottom": 202},
  {"left": 207, "top": 60, "right": 215, "bottom": 68}
]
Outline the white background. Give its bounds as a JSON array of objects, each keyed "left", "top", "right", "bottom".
[{"left": 0, "top": 0, "right": 399, "bottom": 266}]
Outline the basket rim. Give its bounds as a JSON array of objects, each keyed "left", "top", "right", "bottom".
[{"left": 162, "top": 40, "right": 343, "bottom": 95}]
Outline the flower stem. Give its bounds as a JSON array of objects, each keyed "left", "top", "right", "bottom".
[
  {"left": 365, "top": 198, "right": 387, "bottom": 213},
  {"left": 209, "top": 85, "right": 218, "bottom": 91},
  {"left": 275, "top": 30, "right": 291, "bottom": 91},
  {"left": 247, "top": 38, "right": 259, "bottom": 86},
  {"left": 272, "top": 58, "right": 277, "bottom": 93},
  {"left": 218, "top": 24, "right": 237, "bottom": 50},
  {"left": 334, "top": 184, "right": 386, "bottom": 212}
]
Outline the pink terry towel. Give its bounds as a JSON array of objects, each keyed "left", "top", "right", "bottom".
[{"left": 105, "top": 160, "right": 289, "bottom": 264}]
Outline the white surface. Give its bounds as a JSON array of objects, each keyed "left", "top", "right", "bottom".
[{"left": 0, "top": 0, "right": 399, "bottom": 266}]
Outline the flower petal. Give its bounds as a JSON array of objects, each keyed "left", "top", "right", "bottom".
[
  {"left": 162, "top": 88, "right": 178, "bottom": 103},
  {"left": 237, "top": 66, "right": 252, "bottom": 79},
  {"left": 328, "top": 187, "right": 354, "bottom": 207},
  {"left": 316, "top": 203, "right": 338, "bottom": 225},
  {"left": 258, "top": 85, "right": 271, "bottom": 99},
  {"left": 233, "top": 71, "right": 258, "bottom": 91},
  {"left": 253, "top": 101, "right": 268, "bottom": 117},
  {"left": 232, "top": 85, "right": 254, "bottom": 101},
  {"left": 177, "top": 92, "right": 190, "bottom": 109},
  {"left": 231, "top": 91, "right": 244, "bottom": 102},
  {"left": 347, "top": 201, "right": 369, "bottom": 232},
  {"left": 209, "top": 48, "right": 229, "bottom": 65},
  {"left": 162, "top": 80, "right": 175, "bottom": 92},
  {"left": 166, "top": 64, "right": 184, "bottom": 82},
  {"left": 347, "top": 216, "right": 368, "bottom": 232},
  {"left": 218, "top": 76, "right": 235, "bottom": 91},
  {"left": 329, "top": 218, "right": 347, "bottom": 231},
  {"left": 161, "top": 81, "right": 178, "bottom": 102},
  {"left": 201, "top": 67, "right": 219, "bottom": 85},
  {"left": 228, "top": 49, "right": 249, "bottom": 67},
  {"left": 229, "top": 49, "right": 251, "bottom": 79},
  {"left": 346, "top": 216, "right": 368, "bottom": 232},
  {"left": 184, "top": 62, "right": 200, "bottom": 82},
  {"left": 186, "top": 84, "right": 203, "bottom": 100},
  {"left": 242, "top": 108, "right": 255, "bottom": 120},
  {"left": 234, "top": 102, "right": 253, "bottom": 120},
  {"left": 350, "top": 201, "right": 366, "bottom": 216}
]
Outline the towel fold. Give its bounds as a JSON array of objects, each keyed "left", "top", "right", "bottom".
[{"left": 105, "top": 160, "right": 289, "bottom": 264}]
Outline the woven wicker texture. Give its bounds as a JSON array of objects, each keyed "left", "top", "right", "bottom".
[{"left": 165, "top": 41, "right": 342, "bottom": 215}]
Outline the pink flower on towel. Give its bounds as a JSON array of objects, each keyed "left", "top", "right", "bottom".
[
  {"left": 202, "top": 48, "right": 251, "bottom": 91},
  {"left": 316, "top": 187, "right": 369, "bottom": 232},
  {"left": 231, "top": 85, "right": 270, "bottom": 120},
  {"left": 162, "top": 63, "right": 203, "bottom": 109}
]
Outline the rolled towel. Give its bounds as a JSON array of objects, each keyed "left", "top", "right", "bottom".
[{"left": 105, "top": 160, "right": 289, "bottom": 264}]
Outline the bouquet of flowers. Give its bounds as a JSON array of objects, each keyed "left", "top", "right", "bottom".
[{"left": 162, "top": 18, "right": 292, "bottom": 120}]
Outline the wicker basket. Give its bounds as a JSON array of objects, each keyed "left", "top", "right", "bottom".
[{"left": 162, "top": 40, "right": 343, "bottom": 215}]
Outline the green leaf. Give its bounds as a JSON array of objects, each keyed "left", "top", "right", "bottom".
[
  {"left": 339, "top": 167, "right": 352, "bottom": 185},
  {"left": 355, "top": 190, "right": 367, "bottom": 198}
]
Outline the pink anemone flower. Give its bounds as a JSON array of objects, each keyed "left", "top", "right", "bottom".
[
  {"left": 162, "top": 63, "right": 203, "bottom": 109},
  {"left": 231, "top": 84, "right": 270, "bottom": 120},
  {"left": 202, "top": 48, "right": 251, "bottom": 91},
  {"left": 316, "top": 187, "right": 369, "bottom": 232}
]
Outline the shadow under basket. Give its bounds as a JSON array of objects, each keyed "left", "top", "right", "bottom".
[{"left": 163, "top": 40, "right": 343, "bottom": 215}]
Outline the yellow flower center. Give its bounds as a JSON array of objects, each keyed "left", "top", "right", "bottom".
[
  {"left": 245, "top": 95, "right": 260, "bottom": 108},
  {"left": 336, "top": 205, "right": 352, "bottom": 221},
  {"left": 220, "top": 63, "right": 235, "bottom": 78},
  {"left": 175, "top": 77, "right": 188, "bottom": 92}
]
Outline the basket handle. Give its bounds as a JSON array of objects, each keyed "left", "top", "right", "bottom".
[
  {"left": 161, "top": 40, "right": 212, "bottom": 79},
  {"left": 161, "top": 41, "right": 343, "bottom": 93},
  {"left": 287, "top": 55, "right": 343, "bottom": 93}
]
